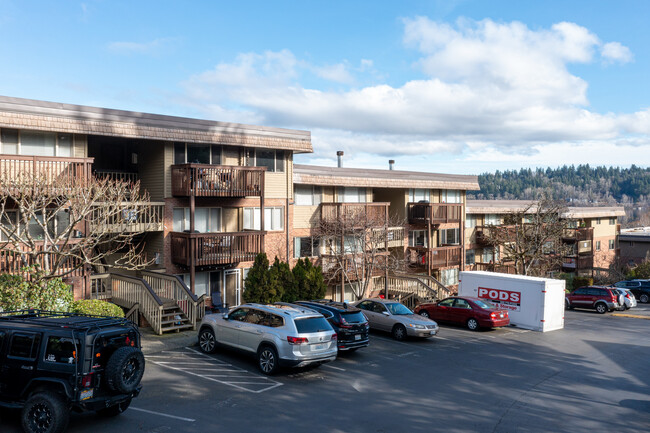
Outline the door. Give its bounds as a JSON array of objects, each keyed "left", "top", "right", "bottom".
[
  {"left": 450, "top": 298, "right": 473, "bottom": 325},
  {"left": 371, "top": 302, "right": 393, "bottom": 331},
  {"left": 1, "top": 331, "right": 41, "bottom": 397},
  {"left": 433, "top": 298, "right": 454, "bottom": 322},
  {"left": 223, "top": 269, "right": 241, "bottom": 307},
  {"left": 238, "top": 309, "right": 265, "bottom": 352},
  {"left": 219, "top": 307, "right": 248, "bottom": 348}
]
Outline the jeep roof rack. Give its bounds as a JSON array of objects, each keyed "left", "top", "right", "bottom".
[{"left": 0, "top": 309, "right": 135, "bottom": 332}]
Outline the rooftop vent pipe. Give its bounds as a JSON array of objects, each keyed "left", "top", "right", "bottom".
[
  {"left": 389, "top": 160, "right": 395, "bottom": 170},
  {"left": 337, "top": 151, "right": 344, "bottom": 168}
]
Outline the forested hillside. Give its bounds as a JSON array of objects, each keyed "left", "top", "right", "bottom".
[{"left": 468, "top": 165, "right": 650, "bottom": 226}]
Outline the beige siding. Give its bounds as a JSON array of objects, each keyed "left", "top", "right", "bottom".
[
  {"left": 374, "top": 188, "right": 407, "bottom": 220},
  {"left": 73, "top": 134, "right": 87, "bottom": 158},
  {"left": 137, "top": 141, "right": 165, "bottom": 201},
  {"left": 142, "top": 232, "right": 164, "bottom": 266},
  {"left": 265, "top": 172, "right": 289, "bottom": 198},
  {"left": 323, "top": 187, "right": 335, "bottom": 203},
  {"left": 223, "top": 208, "right": 239, "bottom": 232},
  {"left": 590, "top": 218, "right": 618, "bottom": 238},
  {"left": 293, "top": 205, "right": 320, "bottom": 229},
  {"left": 222, "top": 146, "right": 239, "bottom": 165}
]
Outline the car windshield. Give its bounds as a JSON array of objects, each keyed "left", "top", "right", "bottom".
[
  {"left": 473, "top": 299, "right": 496, "bottom": 309},
  {"left": 385, "top": 303, "right": 412, "bottom": 315},
  {"left": 295, "top": 317, "right": 332, "bottom": 333}
]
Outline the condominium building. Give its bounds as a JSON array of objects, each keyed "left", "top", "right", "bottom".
[{"left": 465, "top": 200, "right": 625, "bottom": 276}]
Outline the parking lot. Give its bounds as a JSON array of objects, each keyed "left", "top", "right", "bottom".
[{"left": 2, "top": 306, "right": 649, "bottom": 433}]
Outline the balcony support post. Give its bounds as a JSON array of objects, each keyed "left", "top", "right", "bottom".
[{"left": 189, "top": 193, "right": 196, "bottom": 294}]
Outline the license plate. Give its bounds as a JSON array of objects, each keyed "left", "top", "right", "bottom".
[
  {"left": 354, "top": 334, "right": 361, "bottom": 341},
  {"left": 312, "top": 344, "right": 326, "bottom": 351},
  {"left": 430, "top": 330, "right": 436, "bottom": 335},
  {"left": 80, "top": 388, "right": 94, "bottom": 401}
]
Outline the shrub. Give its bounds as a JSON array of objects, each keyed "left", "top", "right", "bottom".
[
  {"left": 292, "top": 258, "right": 326, "bottom": 301},
  {"left": 243, "top": 253, "right": 282, "bottom": 304},
  {"left": 572, "top": 276, "right": 593, "bottom": 290},
  {"left": 0, "top": 269, "right": 73, "bottom": 312},
  {"left": 71, "top": 299, "right": 125, "bottom": 317}
]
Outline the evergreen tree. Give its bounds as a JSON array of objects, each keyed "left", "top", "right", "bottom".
[
  {"left": 243, "top": 253, "right": 282, "bottom": 304},
  {"left": 270, "top": 257, "right": 296, "bottom": 302}
]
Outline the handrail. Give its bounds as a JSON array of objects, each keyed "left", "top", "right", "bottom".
[
  {"left": 171, "top": 163, "right": 265, "bottom": 197},
  {"left": 110, "top": 273, "right": 164, "bottom": 335},
  {"left": 141, "top": 270, "right": 206, "bottom": 330}
]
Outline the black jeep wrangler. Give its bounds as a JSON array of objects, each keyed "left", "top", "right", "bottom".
[{"left": 0, "top": 310, "right": 145, "bottom": 433}]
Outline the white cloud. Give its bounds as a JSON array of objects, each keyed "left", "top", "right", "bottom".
[
  {"left": 601, "top": 41, "right": 633, "bottom": 64},
  {"left": 107, "top": 37, "right": 177, "bottom": 55},
  {"left": 180, "top": 18, "right": 647, "bottom": 171}
]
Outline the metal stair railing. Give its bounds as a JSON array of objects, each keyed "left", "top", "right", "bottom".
[
  {"left": 141, "top": 270, "right": 206, "bottom": 330},
  {"left": 373, "top": 274, "right": 440, "bottom": 304},
  {"left": 402, "top": 274, "right": 453, "bottom": 300}
]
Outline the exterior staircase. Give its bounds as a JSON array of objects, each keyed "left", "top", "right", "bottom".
[
  {"left": 160, "top": 300, "right": 194, "bottom": 332},
  {"left": 372, "top": 274, "right": 452, "bottom": 310}
]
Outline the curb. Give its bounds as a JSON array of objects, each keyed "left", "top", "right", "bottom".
[{"left": 611, "top": 313, "right": 650, "bottom": 320}]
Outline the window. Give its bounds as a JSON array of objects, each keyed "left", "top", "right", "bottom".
[
  {"left": 294, "top": 237, "right": 320, "bottom": 258},
  {"left": 173, "top": 208, "right": 221, "bottom": 232},
  {"left": 485, "top": 214, "right": 500, "bottom": 225},
  {"left": 243, "top": 207, "right": 284, "bottom": 231},
  {"left": 409, "top": 230, "right": 427, "bottom": 248},
  {"left": 0, "top": 129, "right": 72, "bottom": 156},
  {"left": 9, "top": 333, "right": 40, "bottom": 359},
  {"left": 0, "top": 128, "right": 18, "bottom": 154},
  {"left": 465, "top": 215, "right": 477, "bottom": 228},
  {"left": 294, "top": 185, "right": 321, "bottom": 206},
  {"left": 245, "top": 149, "right": 284, "bottom": 172},
  {"left": 567, "top": 220, "right": 578, "bottom": 229},
  {"left": 466, "top": 249, "right": 475, "bottom": 265},
  {"left": 409, "top": 189, "right": 429, "bottom": 202},
  {"left": 21, "top": 131, "right": 56, "bottom": 156},
  {"left": 0, "top": 211, "right": 17, "bottom": 241},
  {"left": 173, "top": 142, "right": 222, "bottom": 164},
  {"left": 44, "top": 336, "right": 77, "bottom": 364},
  {"left": 609, "top": 239, "right": 615, "bottom": 250},
  {"left": 440, "top": 268, "right": 459, "bottom": 286},
  {"left": 454, "top": 298, "right": 471, "bottom": 309},
  {"left": 57, "top": 134, "right": 72, "bottom": 157},
  {"left": 441, "top": 190, "right": 461, "bottom": 203},
  {"left": 595, "top": 218, "right": 601, "bottom": 225},
  {"left": 609, "top": 218, "right": 616, "bottom": 225},
  {"left": 338, "top": 187, "right": 366, "bottom": 203},
  {"left": 439, "top": 228, "right": 459, "bottom": 246},
  {"left": 595, "top": 241, "right": 601, "bottom": 251},
  {"left": 483, "top": 248, "right": 495, "bottom": 263}
]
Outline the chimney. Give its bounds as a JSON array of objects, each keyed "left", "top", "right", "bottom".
[
  {"left": 389, "top": 160, "right": 395, "bottom": 170},
  {"left": 337, "top": 151, "right": 344, "bottom": 168}
]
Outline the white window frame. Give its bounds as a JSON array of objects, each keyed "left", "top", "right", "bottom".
[
  {"left": 173, "top": 207, "right": 222, "bottom": 233},
  {"left": 409, "top": 230, "right": 428, "bottom": 248},
  {"left": 441, "top": 189, "right": 461, "bottom": 204},
  {"left": 485, "top": 214, "right": 500, "bottom": 225},
  {"left": 0, "top": 129, "right": 72, "bottom": 157},
  {"left": 294, "top": 185, "right": 322, "bottom": 206},
  {"left": 465, "top": 215, "right": 477, "bottom": 228},
  {"left": 294, "top": 236, "right": 320, "bottom": 258},
  {"left": 173, "top": 142, "right": 222, "bottom": 165},
  {"left": 439, "top": 228, "right": 460, "bottom": 246},
  {"left": 245, "top": 149, "right": 285, "bottom": 173},
  {"left": 409, "top": 189, "right": 429, "bottom": 203},
  {"left": 337, "top": 187, "right": 366, "bottom": 203},
  {"left": 466, "top": 249, "right": 475, "bottom": 265},
  {"left": 440, "top": 268, "right": 459, "bottom": 286},
  {"left": 243, "top": 207, "right": 284, "bottom": 231}
]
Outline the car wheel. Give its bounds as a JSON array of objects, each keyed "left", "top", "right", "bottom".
[
  {"left": 595, "top": 303, "right": 608, "bottom": 314},
  {"left": 419, "top": 310, "right": 430, "bottom": 319},
  {"left": 258, "top": 345, "right": 279, "bottom": 375},
  {"left": 198, "top": 328, "right": 217, "bottom": 354},
  {"left": 105, "top": 346, "right": 145, "bottom": 394},
  {"left": 98, "top": 397, "right": 132, "bottom": 417},
  {"left": 21, "top": 391, "right": 69, "bottom": 433},
  {"left": 640, "top": 294, "right": 649, "bottom": 303},
  {"left": 467, "top": 318, "right": 480, "bottom": 331},
  {"left": 392, "top": 324, "right": 407, "bottom": 341}
]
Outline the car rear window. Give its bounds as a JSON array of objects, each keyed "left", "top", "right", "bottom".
[
  {"left": 294, "top": 317, "right": 332, "bottom": 333},
  {"left": 341, "top": 311, "right": 366, "bottom": 323}
]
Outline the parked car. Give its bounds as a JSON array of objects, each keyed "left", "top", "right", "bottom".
[
  {"left": 414, "top": 296, "right": 510, "bottom": 331},
  {"left": 611, "top": 288, "right": 637, "bottom": 310},
  {"left": 293, "top": 300, "right": 369, "bottom": 351},
  {"left": 565, "top": 286, "right": 622, "bottom": 313},
  {"left": 197, "top": 303, "right": 338, "bottom": 375},
  {"left": 0, "top": 310, "right": 144, "bottom": 433},
  {"left": 351, "top": 298, "right": 439, "bottom": 341},
  {"left": 613, "top": 280, "right": 650, "bottom": 303}
]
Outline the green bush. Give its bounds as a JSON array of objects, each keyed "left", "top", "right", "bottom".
[
  {"left": 243, "top": 253, "right": 283, "bottom": 304},
  {"left": 0, "top": 269, "right": 73, "bottom": 312},
  {"left": 292, "top": 258, "right": 326, "bottom": 301},
  {"left": 572, "top": 276, "right": 593, "bottom": 290},
  {"left": 71, "top": 299, "right": 124, "bottom": 317}
]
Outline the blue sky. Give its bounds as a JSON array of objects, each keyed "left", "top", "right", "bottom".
[{"left": 1, "top": 0, "right": 649, "bottom": 175}]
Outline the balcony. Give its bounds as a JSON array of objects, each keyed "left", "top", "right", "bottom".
[
  {"left": 370, "top": 226, "right": 405, "bottom": 249},
  {"left": 320, "top": 202, "right": 389, "bottom": 227},
  {"left": 0, "top": 154, "right": 93, "bottom": 186},
  {"left": 562, "top": 255, "right": 593, "bottom": 270},
  {"left": 408, "top": 203, "right": 462, "bottom": 225},
  {"left": 170, "top": 231, "right": 264, "bottom": 267},
  {"left": 89, "top": 202, "right": 165, "bottom": 233},
  {"left": 407, "top": 246, "right": 462, "bottom": 270},
  {"left": 171, "top": 164, "right": 265, "bottom": 197},
  {"left": 562, "top": 227, "right": 594, "bottom": 242}
]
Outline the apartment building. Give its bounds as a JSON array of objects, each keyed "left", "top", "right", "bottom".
[
  {"left": 0, "top": 95, "right": 311, "bottom": 308},
  {"left": 465, "top": 200, "right": 625, "bottom": 276},
  {"left": 292, "top": 163, "right": 479, "bottom": 300},
  {"left": 618, "top": 227, "right": 650, "bottom": 266}
]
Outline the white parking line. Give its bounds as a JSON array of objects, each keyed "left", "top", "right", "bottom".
[
  {"left": 147, "top": 347, "right": 283, "bottom": 393},
  {"left": 323, "top": 364, "right": 346, "bottom": 371},
  {"left": 129, "top": 407, "right": 196, "bottom": 422}
]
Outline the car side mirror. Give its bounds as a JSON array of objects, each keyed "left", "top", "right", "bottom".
[
  {"left": 222, "top": 314, "right": 229, "bottom": 320},
  {"left": 382, "top": 311, "right": 390, "bottom": 316}
]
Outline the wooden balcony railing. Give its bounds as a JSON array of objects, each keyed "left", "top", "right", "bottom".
[
  {"left": 562, "top": 255, "right": 594, "bottom": 270},
  {"left": 89, "top": 202, "right": 165, "bottom": 233},
  {"left": 93, "top": 170, "right": 139, "bottom": 184},
  {"left": 473, "top": 262, "right": 517, "bottom": 274},
  {"left": 0, "top": 240, "right": 86, "bottom": 278},
  {"left": 407, "top": 203, "right": 462, "bottom": 225},
  {"left": 320, "top": 202, "right": 389, "bottom": 227},
  {"left": 562, "top": 227, "right": 594, "bottom": 242},
  {"left": 0, "top": 154, "right": 93, "bottom": 186},
  {"left": 170, "top": 231, "right": 264, "bottom": 267},
  {"left": 407, "top": 246, "right": 462, "bottom": 269},
  {"left": 171, "top": 164, "right": 265, "bottom": 197}
]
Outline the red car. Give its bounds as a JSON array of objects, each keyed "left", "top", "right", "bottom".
[{"left": 414, "top": 296, "right": 510, "bottom": 331}]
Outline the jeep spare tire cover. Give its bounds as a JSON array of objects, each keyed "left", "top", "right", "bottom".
[{"left": 106, "top": 346, "right": 145, "bottom": 394}]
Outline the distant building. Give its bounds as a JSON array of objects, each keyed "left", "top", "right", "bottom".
[{"left": 619, "top": 227, "right": 650, "bottom": 266}]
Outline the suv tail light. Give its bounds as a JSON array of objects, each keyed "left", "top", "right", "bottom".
[
  {"left": 287, "top": 336, "right": 309, "bottom": 345},
  {"left": 331, "top": 334, "right": 337, "bottom": 341},
  {"left": 81, "top": 373, "right": 94, "bottom": 388}
]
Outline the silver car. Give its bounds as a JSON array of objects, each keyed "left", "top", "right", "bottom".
[
  {"left": 613, "top": 288, "right": 637, "bottom": 310},
  {"left": 198, "top": 303, "right": 338, "bottom": 375},
  {"left": 352, "top": 298, "right": 439, "bottom": 341}
]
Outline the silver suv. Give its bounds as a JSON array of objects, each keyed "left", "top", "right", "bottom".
[{"left": 197, "top": 303, "right": 338, "bottom": 375}]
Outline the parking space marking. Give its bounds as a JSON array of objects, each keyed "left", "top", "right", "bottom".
[
  {"left": 323, "top": 364, "right": 346, "bottom": 371},
  {"left": 129, "top": 407, "right": 196, "bottom": 422},
  {"left": 147, "top": 348, "right": 283, "bottom": 393}
]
